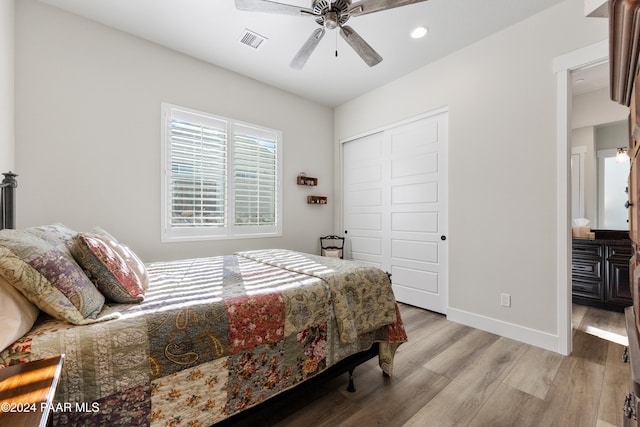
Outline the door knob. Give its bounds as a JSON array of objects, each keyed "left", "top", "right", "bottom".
[{"left": 441, "top": 235, "right": 447, "bottom": 241}]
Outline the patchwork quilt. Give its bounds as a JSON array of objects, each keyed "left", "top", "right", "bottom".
[{"left": 0, "top": 250, "right": 407, "bottom": 426}]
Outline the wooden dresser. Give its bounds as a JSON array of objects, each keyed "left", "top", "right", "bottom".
[{"left": 610, "top": 0, "right": 640, "bottom": 425}]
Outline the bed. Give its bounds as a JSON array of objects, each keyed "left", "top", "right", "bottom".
[{"left": 0, "top": 172, "right": 407, "bottom": 426}]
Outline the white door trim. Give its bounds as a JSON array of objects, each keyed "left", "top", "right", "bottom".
[
  {"left": 339, "top": 106, "right": 450, "bottom": 145},
  {"left": 553, "top": 39, "right": 608, "bottom": 356},
  {"left": 571, "top": 145, "right": 587, "bottom": 220}
]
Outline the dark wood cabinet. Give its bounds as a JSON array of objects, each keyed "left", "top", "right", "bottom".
[
  {"left": 572, "top": 240, "right": 604, "bottom": 301},
  {"left": 607, "top": 241, "right": 634, "bottom": 305},
  {"left": 572, "top": 238, "right": 632, "bottom": 311},
  {"left": 609, "top": 1, "right": 640, "bottom": 424}
]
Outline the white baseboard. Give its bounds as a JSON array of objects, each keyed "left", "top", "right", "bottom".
[{"left": 446, "top": 307, "right": 564, "bottom": 355}]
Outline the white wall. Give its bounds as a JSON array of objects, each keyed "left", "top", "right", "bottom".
[
  {"left": 596, "top": 120, "right": 628, "bottom": 150},
  {"left": 0, "top": 0, "right": 14, "bottom": 173},
  {"left": 572, "top": 87, "right": 628, "bottom": 129},
  {"left": 334, "top": 0, "right": 607, "bottom": 350},
  {"left": 15, "top": 0, "right": 334, "bottom": 262}
]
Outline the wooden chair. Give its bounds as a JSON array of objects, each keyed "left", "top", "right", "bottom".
[{"left": 320, "top": 235, "right": 345, "bottom": 259}]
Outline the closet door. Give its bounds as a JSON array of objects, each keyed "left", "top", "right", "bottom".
[
  {"left": 343, "top": 132, "right": 386, "bottom": 268},
  {"left": 342, "top": 111, "right": 448, "bottom": 314}
]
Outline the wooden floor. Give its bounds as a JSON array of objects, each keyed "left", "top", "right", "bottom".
[{"left": 268, "top": 303, "right": 629, "bottom": 427}]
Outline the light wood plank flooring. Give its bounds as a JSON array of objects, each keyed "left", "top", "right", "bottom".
[{"left": 267, "top": 303, "right": 629, "bottom": 427}]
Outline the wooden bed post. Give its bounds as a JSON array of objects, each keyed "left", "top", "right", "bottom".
[
  {"left": 347, "top": 368, "right": 356, "bottom": 392},
  {"left": 1, "top": 172, "right": 17, "bottom": 230}
]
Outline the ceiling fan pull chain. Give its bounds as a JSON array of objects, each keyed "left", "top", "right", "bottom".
[{"left": 335, "top": 30, "right": 339, "bottom": 57}]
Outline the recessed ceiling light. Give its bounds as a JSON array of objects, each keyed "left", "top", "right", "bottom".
[{"left": 411, "top": 26, "right": 428, "bottom": 39}]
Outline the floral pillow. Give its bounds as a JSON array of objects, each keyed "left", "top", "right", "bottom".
[
  {"left": 71, "top": 233, "right": 145, "bottom": 303},
  {"left": 92, "top": 227, "right": 149, "bottom": 290},
  {"left": 0, "top": 246, "right": 115, "bottom": 325},
  {"left": 0, "top": 230, "right": 104, "bottom": 319},
  {"left": 24, "top": 223, "right": 77, "bottom": 256}
]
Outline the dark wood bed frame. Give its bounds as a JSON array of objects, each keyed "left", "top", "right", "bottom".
[
  {"left": 0, "top": 172, "right": 17, "bottom": 230},
  {"left": 0, "top": 170, "right": 380, "bottom": 426}
]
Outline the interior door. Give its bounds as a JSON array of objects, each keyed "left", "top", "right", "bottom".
[
  {"left": 342, "top": 111, "right": 448, "bottom": 313},
  {"left": 343, "top": 132, "right": 386, "bottom": 268}
]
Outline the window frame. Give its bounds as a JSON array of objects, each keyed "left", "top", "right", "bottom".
[{"left": 161, "top": 103, "right": 283, "bottom": 242}]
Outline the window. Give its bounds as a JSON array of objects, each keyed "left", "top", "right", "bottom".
[{"left": 161, "top": 103, "right": 282, "bottom": 241}]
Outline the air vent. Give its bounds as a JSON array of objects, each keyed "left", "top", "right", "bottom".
[{"left": 239, "top": 29, "right": 268, "bottom": 50}]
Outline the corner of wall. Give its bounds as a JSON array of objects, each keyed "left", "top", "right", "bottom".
[{"left": 0, "top": 0, "right": 15, "bottom": 173}]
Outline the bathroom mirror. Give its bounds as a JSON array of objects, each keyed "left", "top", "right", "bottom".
[{"left": 572, "top": 121, "right": 629, "bottom": 230}]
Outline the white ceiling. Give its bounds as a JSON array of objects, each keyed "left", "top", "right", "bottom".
[
  {"left": 572, "top": 61, "right": 610, "bottom": 96},
  {"left": 40, "top": 0, "right": 568, "bottom": 107}
]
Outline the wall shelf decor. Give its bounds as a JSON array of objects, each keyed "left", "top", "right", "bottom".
[
  {"left": 307, "top": 196, "right": 327, "bottom": 205},
  {"left": 297, "top": 173, "right": 317, "bottom": 186}
]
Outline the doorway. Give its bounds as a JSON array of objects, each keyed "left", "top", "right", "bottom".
[{"left": 555, "top": 40, "right": 627, "bottom": 355}]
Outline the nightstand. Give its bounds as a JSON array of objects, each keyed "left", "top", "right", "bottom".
[{"left": 0, "top": 355, "right": 64, "bottom": 427}]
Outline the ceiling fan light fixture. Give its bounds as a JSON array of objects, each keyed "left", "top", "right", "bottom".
[
  {"left": 324, "top": 11, "right": 339, "bottom": 29},
  {"left": 411, "top": 26, "right": 428, "bottom": 39}
]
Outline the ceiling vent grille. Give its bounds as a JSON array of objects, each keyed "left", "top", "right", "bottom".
[{"left": 239, "top": 29, "right": 267, "bottom": 50}]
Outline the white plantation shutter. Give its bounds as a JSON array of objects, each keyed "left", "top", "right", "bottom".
[
  {"left": 233, "top": 124, "right": 278, "bottom": 228},
  {"left": 169, "top": 115, "right": 226, "bottom": 229},
  {"left": 161, "top": 104, "right": 282, "bottom": 241}
]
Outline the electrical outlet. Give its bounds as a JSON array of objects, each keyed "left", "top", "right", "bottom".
[{"left": 501, "top": 293, "right": 511, "bottom": 307}]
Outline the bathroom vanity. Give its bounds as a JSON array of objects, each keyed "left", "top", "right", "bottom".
[{"left": 572, "top": 230, "right": 632, "bottom": 312}]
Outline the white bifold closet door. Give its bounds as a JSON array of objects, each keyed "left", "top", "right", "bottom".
[{"left": 342, "top": 111, "right": 448, "bottom": 314}]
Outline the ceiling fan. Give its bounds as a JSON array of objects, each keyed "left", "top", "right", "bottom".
[{"left": 234, "top": 0, "right": 428, "bottom": 69}]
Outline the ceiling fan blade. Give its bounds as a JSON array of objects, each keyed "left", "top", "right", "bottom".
[
  {"left": 339, "top": 26, "right": 383, "bottom": 67},
  {"left": 235, "top": 0, "right": 314, "bottom": 16},
  {"left": 348, "top": 0, "right": 428, "bottom": 17},
  {"left": 290, "top": 28, "right": 326, "bottom": 70}
]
